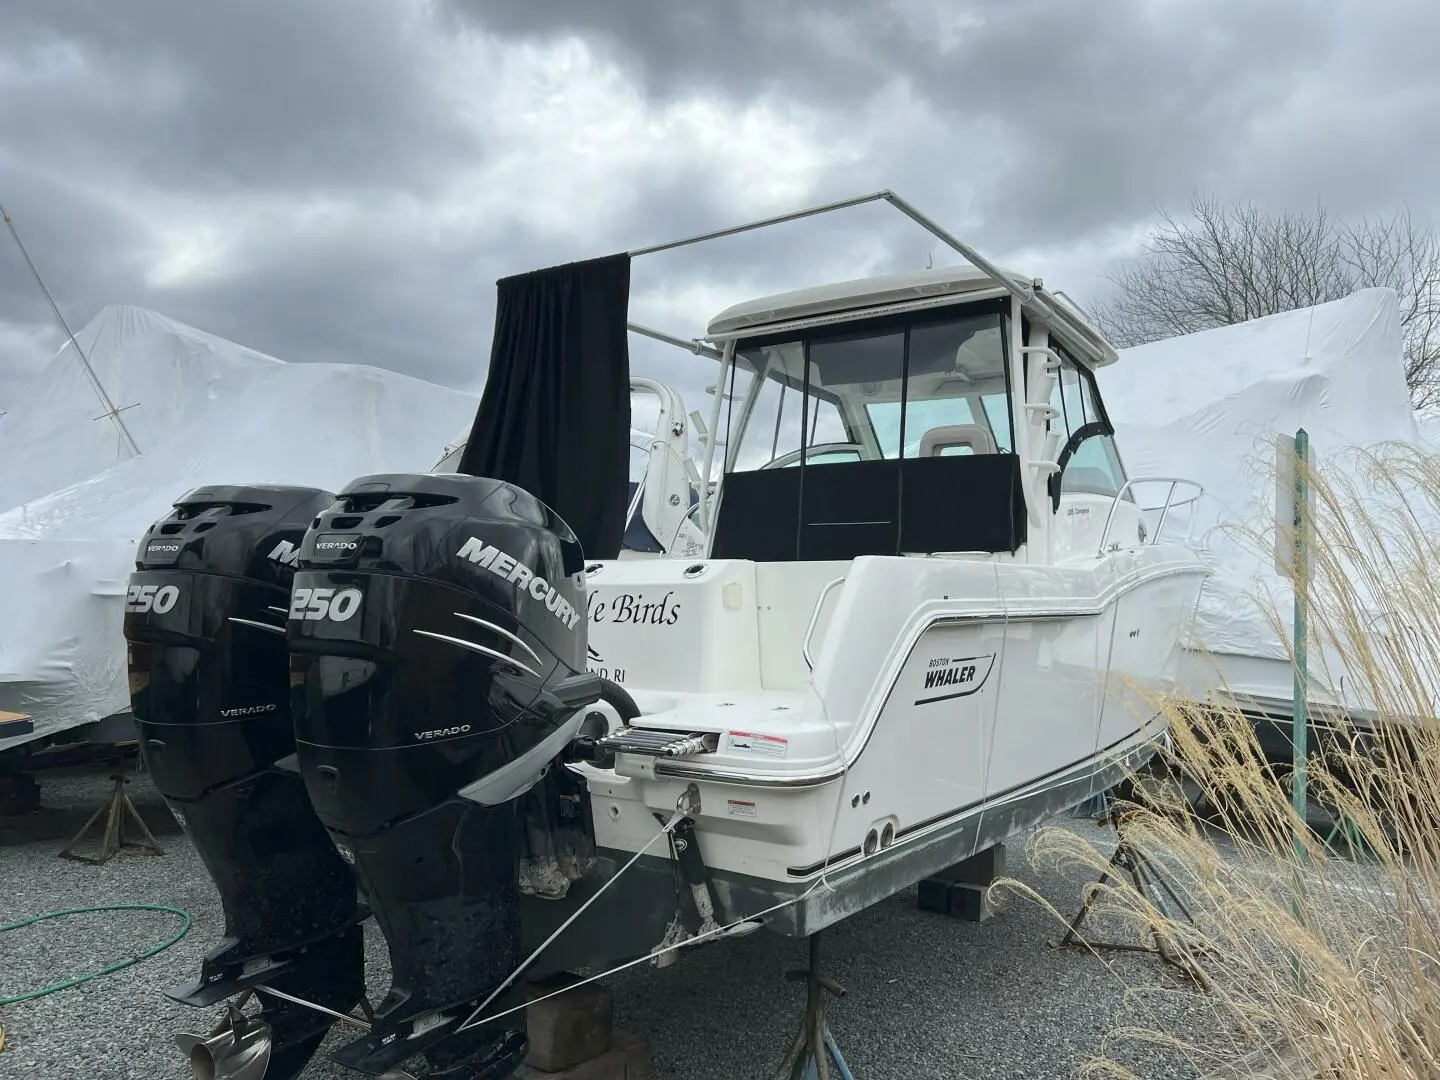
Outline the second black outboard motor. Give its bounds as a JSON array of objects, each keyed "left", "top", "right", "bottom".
[
  {"left": 288, "top": 473, "right": 603, "bottom": 1080},
  {"left": 124, "top": 485, "right": 368, "bottom": 1080}
]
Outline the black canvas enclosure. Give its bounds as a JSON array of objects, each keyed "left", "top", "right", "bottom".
[{"left": 457, "top": 252, "right": 633, "bottom": 561}]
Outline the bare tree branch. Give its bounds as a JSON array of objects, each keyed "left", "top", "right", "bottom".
[{"left": 1090, "top": 193, "right": 1440, "bottom": 409}]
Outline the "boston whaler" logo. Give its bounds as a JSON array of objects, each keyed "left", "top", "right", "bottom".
[{"left": 914, "top": 652, "right": 996, "bottom": 706}]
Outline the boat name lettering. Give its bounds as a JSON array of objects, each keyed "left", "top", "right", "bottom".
[
  {"left": 587, "top": 590, "right": 681, "bottom": 626},
  {"left": 455, "top": 537, "right": 581, "bottom": 630}
]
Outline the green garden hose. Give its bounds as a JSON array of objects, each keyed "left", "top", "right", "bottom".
[{"left": 0, "top": 903, "right": 193, "bottom": 1007}]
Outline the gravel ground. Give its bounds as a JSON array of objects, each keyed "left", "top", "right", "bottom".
[{"left": 0, "top": 765, "right": 1358, "bottom": 1080}]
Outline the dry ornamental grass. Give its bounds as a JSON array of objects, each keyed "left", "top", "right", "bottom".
[{"left": 996, "top": 441, "right": 1440, "bottom": 1080}]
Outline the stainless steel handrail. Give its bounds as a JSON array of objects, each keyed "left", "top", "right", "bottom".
[
  {"left": 802, "top": 577, "right": 847, "bottom": 670},
  {"left": 1095, "top": 476, "right": 1205, "bottom": 556}
]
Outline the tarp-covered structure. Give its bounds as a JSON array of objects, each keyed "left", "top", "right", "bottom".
[
  {"left": 0, "top": 306, "right": 286, "bottom": 514},
  {"left": 1099, "top": 287, "right": 1430, "bottom": 722},
  {"left": 0, "top": 305, "right": 478, "bottom": 752}
]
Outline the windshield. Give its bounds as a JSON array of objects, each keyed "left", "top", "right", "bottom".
[{"left": 722, "top": 308, "right": 1013, "bottom": 472}]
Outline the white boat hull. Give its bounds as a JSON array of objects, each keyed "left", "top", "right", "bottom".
[{"left": 569, "top": 540, "right": 1207, "bottom": 936}]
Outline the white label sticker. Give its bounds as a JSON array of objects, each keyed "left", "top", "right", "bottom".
[
  {"left": 727, "top": 799, "right": 758, "bottom": 818},
  {"left": 725, "top": 731, "right": 789, "bottom": 758}
]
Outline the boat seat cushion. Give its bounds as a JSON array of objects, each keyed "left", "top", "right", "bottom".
[{"left": 918, "top": 423, "right": 996, "bottom": 457}]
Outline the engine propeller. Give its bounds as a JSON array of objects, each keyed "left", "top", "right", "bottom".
[{"left": 174, "top": 1000, "right": 272, "bottom": 1080}]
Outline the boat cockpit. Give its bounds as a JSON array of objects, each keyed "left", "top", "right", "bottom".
[{"left": 697, "top": 266, "right": 1146, "bottom": 567}]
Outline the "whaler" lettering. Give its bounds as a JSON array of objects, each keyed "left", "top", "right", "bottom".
[
  {"left": 456, "top": 537, "right": 582, "bottom": 630},
  {"left": 924, "top": 663, "right": 977, "bottom": 690}
]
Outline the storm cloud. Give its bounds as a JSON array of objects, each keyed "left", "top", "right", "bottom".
[{"left": 3, "top": 0, "right": 1438, "bottom": 419}]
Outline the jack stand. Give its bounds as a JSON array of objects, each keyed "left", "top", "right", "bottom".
[
  {"left": 1323, "top": 812, "right": 1375, "bottom": 862},
  {"left": 1052, "top": 810, "right": 1211, "bottom": 991},
  {"left": 58, "top": 769, "right": 164, "bottom": 865},
  {"left": 773, "top": 934, "right": 855, "bottom": 1080}
]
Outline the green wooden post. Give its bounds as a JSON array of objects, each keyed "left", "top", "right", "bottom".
[
  {"left": 1283, "top": 429, "right": 1311, "bottom": 992},
  {"left": 1291, "top": 427, "right": 1310, "bottom": 858}
]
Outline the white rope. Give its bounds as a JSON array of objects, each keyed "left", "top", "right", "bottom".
[
  {"left": 213, "top": 661, "right": 864, "bottom": 1048},
  {"left": 456, "top": 692, "right": 856, "bottom": 1036},
  {"left": 453, "top": 876, "right": 834, "bottom": 1034},
  {"left": 453, "top": 796, "right": 692, "bottom": 1035},
  {"left": 230, "top": 798, "right": 839, "bottom": 1043}
]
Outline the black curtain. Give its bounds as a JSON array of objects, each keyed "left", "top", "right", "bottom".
[{"left": 456, "top": 252, "right": 632, "bottom": 560}]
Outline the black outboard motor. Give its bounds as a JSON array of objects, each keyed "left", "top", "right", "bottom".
[
  {"left": 288, "top": 473, "right": 603, "bottom": 1080},
  {"left": 124, "top": 485, "right": 368, "bottom": 1080}
]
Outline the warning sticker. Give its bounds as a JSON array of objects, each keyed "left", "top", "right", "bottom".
[
  {"left": 725, "top": 730, "right": 789, "bottom": 758},
  {"left": 727, "top": 799, "right": 758, "bottom": 818}
]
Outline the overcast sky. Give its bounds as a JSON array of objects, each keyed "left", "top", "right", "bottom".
[{"left": 4, "top": 0, "right": 1438, "bottom": 417}]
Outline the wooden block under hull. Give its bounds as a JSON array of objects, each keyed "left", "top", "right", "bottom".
[{"left": 516, "top": 1030, "right": 651, "bottom": 1080}]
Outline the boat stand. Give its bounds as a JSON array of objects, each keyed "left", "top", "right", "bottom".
[
  {"left": 1322, "top": 810, "right": 1377, "bottom": 862},
  {"left": 57, "top": 766, "right": 164, "bottom": 865},
  {"left": 1051, "top": 811, "right": 1211, "bottom": 991},
  {"left": 772, "top": 933, "right": 855, "bottom": 1080}
]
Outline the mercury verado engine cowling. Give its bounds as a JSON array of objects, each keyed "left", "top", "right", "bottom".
[
  {"left": 288, "top": 473, "right": 604, "bottom": 1080},
  {"left": 124, "top": 484, "right": 369, "bottom": 1080}
]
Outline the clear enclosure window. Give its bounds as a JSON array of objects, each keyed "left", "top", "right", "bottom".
[
  {"left": 723, "top": 310, "right": 1012, "bottom": 471},
  {"left": 1061, "top": 435, "right": 1126, "bottom": 495},
  {"left": 725, "top": 341, "right": 812, "bottom": 471},
  {"left": 809, "top": 328, "right": 905, "bottom": 458},
  {"left": 1045, "top": 347, "right": 1127, "bottom": 496},
  {"left": 892, "top": 314, "right": 1010, "bottom": 458}
]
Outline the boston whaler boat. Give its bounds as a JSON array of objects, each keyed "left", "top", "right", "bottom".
[{"left": 128, "top": 192, "right": 1208, "bottom": 1080}]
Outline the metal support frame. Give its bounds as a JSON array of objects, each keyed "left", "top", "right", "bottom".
[
  {"left": 627, "top": 321, "right": 724, "bottom": 360},
  {"left": 617, "top": 189, "right": 1122, "bottom": 548},
  {"left": 1051, "top": 806, "right": 1211, "bottom": 991},
  {"left": 773, "top": 933, "right": 855, "bottom": 1080},
  {"left": 57, "top": 767, "right": 164, "bottom": 865},
  {"left": 625, "top": 190, "right": 1113, "bottom": 373}
]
